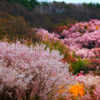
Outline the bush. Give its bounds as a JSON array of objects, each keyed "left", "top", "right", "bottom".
[
  {"left": 71, "top": 58, "right": 87, "bottom": 74},
  {"left": 0, "top": 41, "right": 75, "bottom": 100}
]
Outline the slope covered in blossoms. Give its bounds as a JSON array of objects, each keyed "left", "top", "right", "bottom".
[
  {"left": 35, "top": 19, "right": 100, "bottom": 59},
  {"left": 1, "top": 19, "right": 100, "bottom": 100}
]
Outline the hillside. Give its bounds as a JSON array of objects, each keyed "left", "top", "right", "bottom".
[{"left": 1, "top": 1, "right": 100, "bottom": 99}]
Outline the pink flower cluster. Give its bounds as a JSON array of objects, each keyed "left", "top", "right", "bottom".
[
  {"left": 61, "top": 19, "right": 100, "bottom": 58},
  {"left": 0, "top": 41, "right": 75, "bottom": 99},
  {"left": 36, "top": 28, "right": 59, "bottom": 42}
]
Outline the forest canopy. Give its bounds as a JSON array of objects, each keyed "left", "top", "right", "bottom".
[{"left": 0, "top": 0, "right": 100, "bottom": 32}]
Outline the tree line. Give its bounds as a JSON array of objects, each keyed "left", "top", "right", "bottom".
[
  {"left": 1, "top": 0, "right": 39, "bottom": 10},
  {"left": 0, "top": 0, "right": 100, "bottom": 31}
]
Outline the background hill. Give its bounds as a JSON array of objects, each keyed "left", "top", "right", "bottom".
[{"left": 0, "top": 0, "right": 100, "bottom": 40}]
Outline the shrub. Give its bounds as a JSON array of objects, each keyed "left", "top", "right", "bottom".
[
  {"left": 71, "top": 58, "right": 87, "bottom": 74},
  {"left": 0, "top": 41, "right": 75, "bottom": 100},
  {"left": 43, "top": 39, "right": 70, "bottom": 55},
  {"left": 69, "top": 83, "right": 85, "bottom": 97}
]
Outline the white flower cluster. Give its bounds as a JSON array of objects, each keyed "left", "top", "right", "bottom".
[{"left": 76, "top": 74, "right": 100, "bottom": 89}]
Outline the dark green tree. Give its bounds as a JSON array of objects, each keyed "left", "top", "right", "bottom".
[
  {"left": 96, "top": 3, "right": 100, "bottom": 9},
  {"left": 19, "top": 0, "right": 39, "bottom": 11}
]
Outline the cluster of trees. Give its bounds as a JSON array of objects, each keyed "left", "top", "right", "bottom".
[
  {"left": 0, "top": 10, "right": 40, "bottom": 42},
  {"left": 1, "top": 0, "right": 39, "bottom": 10},
  {"left": 1, "top": 1, "right": 100, "bottom": 29}
]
